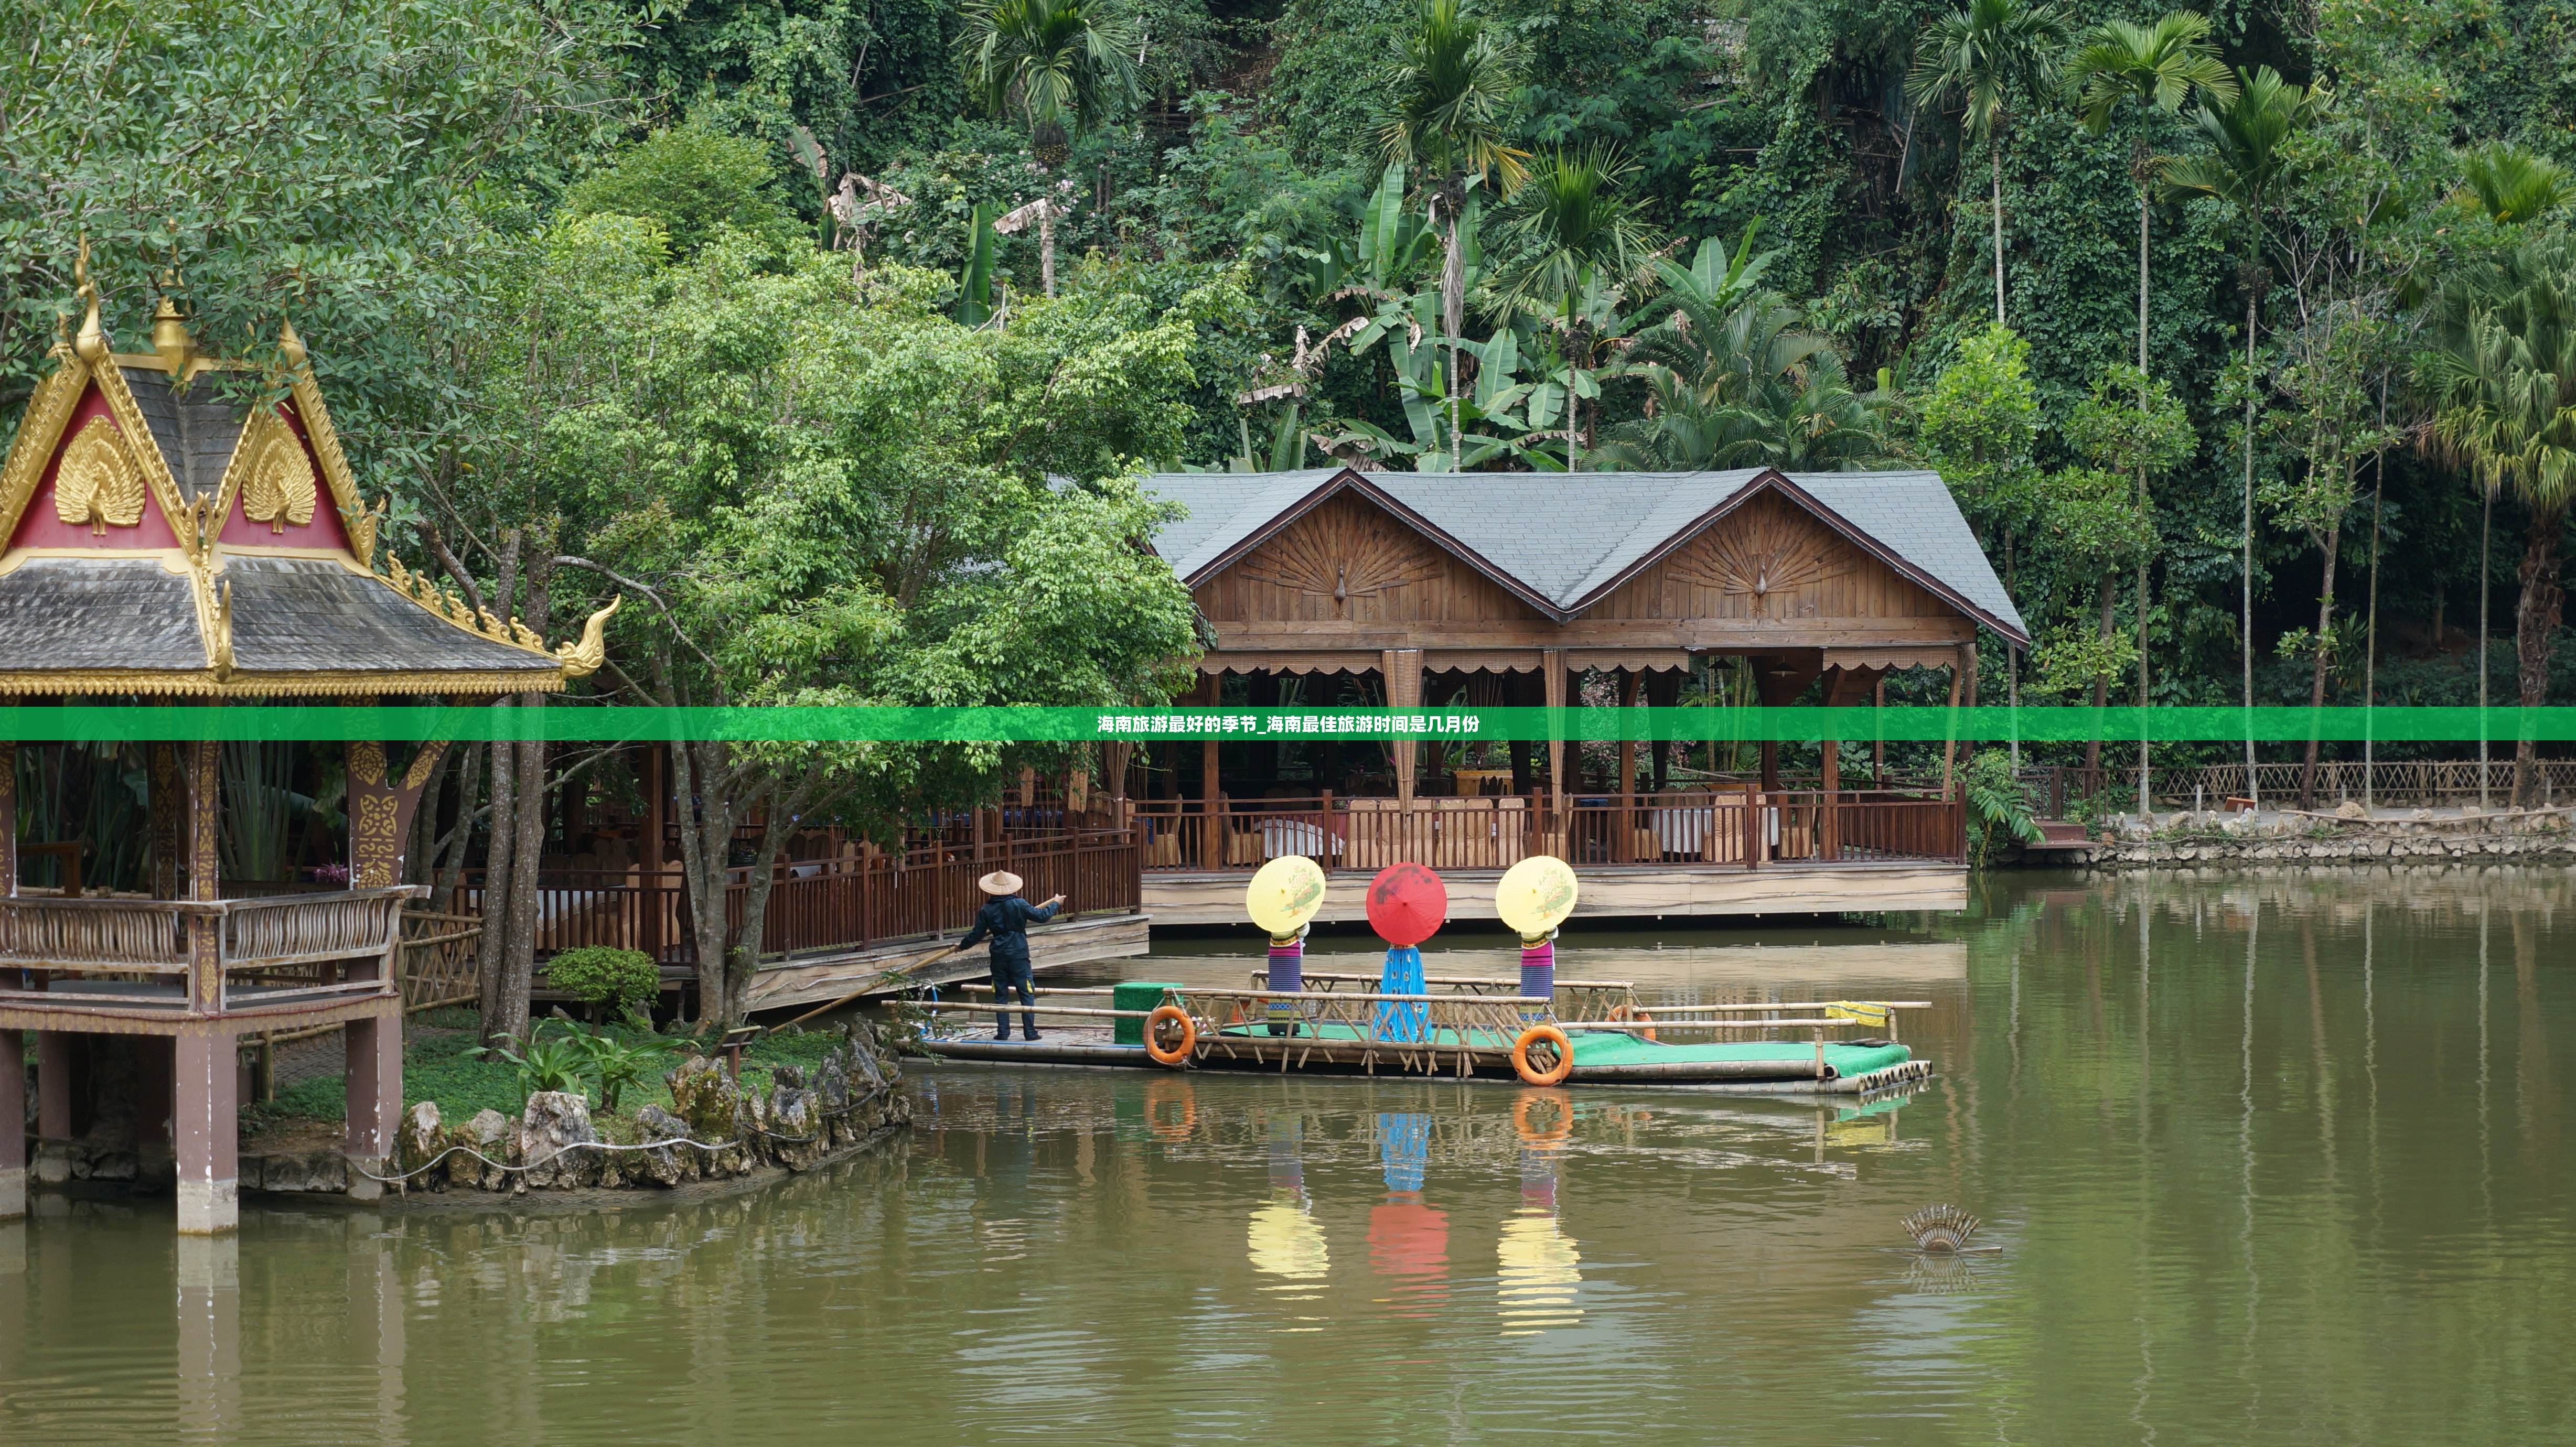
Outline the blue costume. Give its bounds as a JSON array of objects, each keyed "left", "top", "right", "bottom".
[{"left": 961, "top": 894, "right": 1058, "bottom": 1038}]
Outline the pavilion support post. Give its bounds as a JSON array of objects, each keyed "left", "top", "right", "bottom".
[
  {"left": 641, "top": 741, "right": 667, "bottom": 963},
  {"left": 1384, "top": 649, "right": 1423, "bottom": 810},
  {"left": 344, "top": 1008, "right": 402, "bottom": 1164},
  {"left": 1198, "top": 673, "right": 1222, "bottom": 870},
  {"left": 173, "top": 1031, "right": 238, "bottom": 1235},
  {"left": 347, "top": 731, "right": 456, "bottom": 889},
  {"left": 0, "top": 1027, "right": 23, "bottom": 1219},
  {"left": 186, "top": 737, "right": 222, "bottom": 1014},
  {"left": 1616, "top": 670, "right": 1638, "bottom": 863},
  {"left": 1542, "top": 650, "right": 1568, "bottom": 834},
  {"left": 150, "top": 742, "right": 179, "bottom": 899},
  {"left": 35, "top": 1033, "right": 72, "bottom": 1140},
  {"left": 0, "top": 738, "right": 14, "bottom": 899},
  {"left": 1941, "top": 649, "right": 1965, "bottom": 799}
]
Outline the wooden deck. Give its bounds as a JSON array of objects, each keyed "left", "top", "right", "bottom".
[
  {"left": 1141, "top": 859, "right": 1965, "bottom": 925},
  {"left": 740, "top": 913, "right": 1152, "bottom": 1012}
]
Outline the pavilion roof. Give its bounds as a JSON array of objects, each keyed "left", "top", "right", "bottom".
[
  {"left": 0, "top": 273, "right": 609, "bottom": 695},
  {"left": 1142, "top": 466, "right": 2028, "bottom": 644}
]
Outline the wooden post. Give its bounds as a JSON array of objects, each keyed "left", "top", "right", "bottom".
[
  {"left": 186, "top": 736, "right": 221, "bottom": 1015},
  {"left": 147, "top": 741, "right": 179, "bottom": 899},
  {"left": 642, "top": 741, "right": 667, "bottom": 963},
  {"left": 1384, "top": 648, "right": 1423, "bottom": 807},
  {"left": 1542, "top": 649, "right": 1568, "bottom": 832},
  {"left": 1615, "top": 669, "right": 1638, "bottom": 863},
  {"left": 1198, "top": 672, "right": 1222, "bottom": 870},
  {"left": 173, "top": 1030, "right": 238, "bottom": 1234},
  {"left": 1941, "top": 648, "right": 1965, "bottom": 799},
  {"left": 0, "top": 738, "right": 15, "bottom": 898},
  {"left": 344, "top": 1009, "right": 401, "bottom": 1163},
  {"left": 0, "top": 1027, "right": 22, "bottom": 1219}
]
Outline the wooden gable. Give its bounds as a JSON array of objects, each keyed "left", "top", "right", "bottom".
[
  {"left": 1194, "top": 489, "right": 1544, "bottom": 629},
  {"left": 1582, "top": 490, "right": 1965, "bottom": 638}
]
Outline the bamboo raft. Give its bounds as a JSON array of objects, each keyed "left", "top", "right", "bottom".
[{"left": 910, "top": 977, "right": 1935, "bottom": 1095}]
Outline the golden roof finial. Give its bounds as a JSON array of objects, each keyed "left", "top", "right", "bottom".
[
  {"left": 277, "top": 319, "right": 308, "bottom": 371},
  {"left": 151, "top": 268, "right": 194, "bottom": 373},
  {"left": 72, "top": 238, "right": 108, "bottom": 364},
  {"left": 555, "top": 596, "right": 621, "bottom": 678}
]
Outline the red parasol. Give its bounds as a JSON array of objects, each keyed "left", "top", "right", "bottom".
[{"left": 1365, "top": 862, "right": 1447, "bottom": 946}]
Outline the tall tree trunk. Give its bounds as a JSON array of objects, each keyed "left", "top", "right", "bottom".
[
  {"left": 2135, "top": 178, "right": 2152, "bottom": 816},
  {"left": 2085, "top": 576, "right": 2112, "bottom": 777},
  {"left": 1990, "top": 145, "right": 2006, "bottom": 327},
  {"left": 475, "top": 720, "right": 518, "bottom": 1047},
  {"left": 668, "top": 736, "right": 739, "bottom": 1030},
  {"left": 2513, "top": 506, "right": 2564, "bottom": 807},
  {"left": 493, "top": 571, "right": 553, "bottom": 1044},
  {"left": 2241, "top": 283, "right": 2260, "bottom": 806},
  {"left": 2479, "top": 488, "right": 2494, "bottom": 806},
  {"left": 1038, "top": 204, "right": 1055, "bottom": 297},
  {"left": 2299, "top": 524, "right": 2341, "bottom": 809},
  {"left": 1441, "top": 187, "right": 1465, "bottom": 459}
]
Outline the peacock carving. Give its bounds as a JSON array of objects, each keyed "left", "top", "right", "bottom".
[
  {"left": 241, "top": 412, "right": 317, "bottom": 533},
  {"left": 1672, "top": 504, "right": 1849, "bottom": 607},
  {"left": 1240, "top": 512, "right": 1441, "bottom": 616},
  {"left": 54, "top": 415, "right": 146, "bottom": 535}
]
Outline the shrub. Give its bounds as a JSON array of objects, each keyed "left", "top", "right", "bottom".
[{"left": 545, "top": 946, "right": 660, "bottom": 1020}]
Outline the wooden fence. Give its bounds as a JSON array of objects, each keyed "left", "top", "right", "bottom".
[
  {"left": 457, "top": 828, "right": 1143, "bottom": 967},
  {"left": 1134, "top": 791, "right": 1964, "bottom": 872}
]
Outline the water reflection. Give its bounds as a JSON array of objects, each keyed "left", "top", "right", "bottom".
[
  {"left": 2, "top": 867, "right": 2573, "bottom": 1442},
  {"left": 1365, "top": 1114, "right": 1446, "bottom": 1315}
]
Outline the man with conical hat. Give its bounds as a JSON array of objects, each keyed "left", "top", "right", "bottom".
[{"left": 961, "top": 871, "right": 1065, "bottom": 1040}]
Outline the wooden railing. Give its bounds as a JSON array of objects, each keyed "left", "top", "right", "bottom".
[
  {"left": 1135, "top": 791, "right": 1963, "bottom": 872},
  {"left": 0, "top": 886, "right": 418, "bottom": 1017},
  {"left": 2037, "top": 758, "right": 2576, "bottom": 814},
  {"left": 463, "top": 829, "right": 1143, "bottom": 966}
]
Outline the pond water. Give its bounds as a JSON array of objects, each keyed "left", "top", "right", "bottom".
[{"left": 3, "top": 867, "right": 2573, "bottom": 1443}]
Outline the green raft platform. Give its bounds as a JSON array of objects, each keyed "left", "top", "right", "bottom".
[{"left": 911, "top": 980, "right": 1934, "bottom": 1095}]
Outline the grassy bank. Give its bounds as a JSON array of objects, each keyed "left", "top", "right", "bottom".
[{"left": 239, "top": 1009, "right": 858, "bottom": 1144}]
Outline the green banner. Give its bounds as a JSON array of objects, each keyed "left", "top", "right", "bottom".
[{"left": 0, "top": 704, "right": 2568, "bottom": 742}]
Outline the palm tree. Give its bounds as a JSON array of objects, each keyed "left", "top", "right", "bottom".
[
  {"left": 1380, "top": 0, "right": 1529, "bottom": 450},
  {"left": 956, "top": 0, "right": 1141, "bottom": 187},
  {"left": 2163, "top": 65, "right": 2326, "bottom": 806},
  {"left": 1594, "top": 258, "right": 1892, "bottom": 472},
  {"left": 1493, "top": 146, "right": 1663, "bottom": 470},
  {"left": 2458, "top": 141, "right": 2576, "bottom": 226},
  {"left": 2065, "top": 12, "right": 2234, "bottom": 815},
  {"left": 2422, "top": 234, "right": 2576, "bottom": 806},
  {"left": 1906, "top": 0, "right": 2071, "bottom": 326}
]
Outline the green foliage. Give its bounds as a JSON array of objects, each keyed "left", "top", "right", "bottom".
[
  {"left": 544, "top": 946, "right": 662, "bottom": 1018},
  {"left": 1906, "top": 0, "right": 2070, "bottom": 149},
  {"left": 1376, "top": 0, "right": 1530, "bottom": 193},
  {"left": 2065, "top": 363, "right": 2194, "bottom": 477},
  {"left": 465, "top": 1021, "right": 594, "bottom": 1107},
  {"left": 563, "top": 1029, "right": 688, "bottom": 1113},
  {"left": 1960, "top": 749, "right": 2043, "bottom": 866},
  {"left": 563, "top": 127, "right": 804, "bottom": 259},
  {"left": 1920, "top": 322, "right": 2042, "bottom": 536}
]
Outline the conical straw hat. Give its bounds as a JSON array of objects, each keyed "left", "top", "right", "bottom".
[{"left": 978, "top": 870, "right": 1023, "bottom": 895}]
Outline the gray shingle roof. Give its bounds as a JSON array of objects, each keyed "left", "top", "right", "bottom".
[
  {"left": 0, "top": 558, "right": 208, "bottom": 672},
  {"left": 1141, "top": 467, "right": 2028, "bottom": 641},
  {"left": 222, "top": 558, "right": 564, "bottom": 677},
  {"left": 121, "top": 369, "right": 248, "bottom": 501}
]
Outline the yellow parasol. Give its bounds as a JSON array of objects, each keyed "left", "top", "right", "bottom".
[
  {"left": 1495, "top": 855, "right": 1578, "bottom": 941},
  {"left": 1246, "top": 855, "right": 1328, "bottom": 940}
]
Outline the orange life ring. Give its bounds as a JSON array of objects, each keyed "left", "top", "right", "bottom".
[
  {"left": 1607, "top": 1002, "right": 1659, "bottom": 1043},
  {"left": 1511, "top": 1023, "right": 1573, "bottom": 1086},
  {"left": 1513, "top": 1088, "right": 1573, "bottom": 1144},
  {"left": 1144, "top": 1003, "right": 1198, "bottom": 1066}
]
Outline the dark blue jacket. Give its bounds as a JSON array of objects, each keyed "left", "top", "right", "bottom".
[{"left": 962, "top": 895, "right": 1058, "bottom": 973}]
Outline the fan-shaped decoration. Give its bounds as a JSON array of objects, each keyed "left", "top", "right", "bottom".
[
  {"left": 1241, "top": 512, "right": 1442, "bottom": 616},
  {"left": 555, "top": 597, "right": 621, "bottom": 678},
  {"left": 1672, "top": 504, "right": 1849, "bottom": 607},
  {"left": 54, "top": 416, "right": 146, "bottom": 535},
  {"left": 1899, "top": 1203, "right": 1981, "bottom": 1254},
  {"left": 241, "top": 413, "right": 318, "bottom": 533}
]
